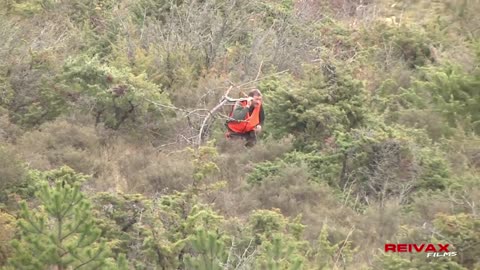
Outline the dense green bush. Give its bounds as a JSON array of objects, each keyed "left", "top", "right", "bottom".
[
  {"left": 261, "top": 65, "right": 368, "bottom": 148},
  {"left": 376, "top": 62, "right": 480, "bottom": 139},
  {"left": 60, "top": 55, "right": 172, "bottom": 130},
  {"left": 413, "top": 64, "right": 480, "bottom": 135},
  {"left": 362, "top": 23, "right": 436, "bottom": 69}
]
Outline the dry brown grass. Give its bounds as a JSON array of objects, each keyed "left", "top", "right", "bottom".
[
  {"left": 10, "top": 117, "right": 196, "bottom": 194},
  {"left": 15, "top": 118, "right": 99, "bottom": 173}
]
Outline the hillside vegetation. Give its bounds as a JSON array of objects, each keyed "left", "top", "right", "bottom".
[{"left": 0, "top": 0, "right": 479, "bottom": 269}]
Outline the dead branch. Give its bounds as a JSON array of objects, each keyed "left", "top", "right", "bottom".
[
  {"left": 333, "top": 226, "right": 355, "bottom": 269},
  {"left": 255, "top": 59, "right": 264, "bottom": 81},
  {"left": 197, "top": 86, "right": 233, "bottom": 146}
]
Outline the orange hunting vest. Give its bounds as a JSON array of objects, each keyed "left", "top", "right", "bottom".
[{"left": 227, "top": 101, "right": 261, "bottom": 133}]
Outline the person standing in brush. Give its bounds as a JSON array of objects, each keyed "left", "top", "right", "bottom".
[{"left": 225, "top": 89, "right": 265, "bottom": 147}]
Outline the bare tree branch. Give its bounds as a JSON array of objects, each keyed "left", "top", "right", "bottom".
[
  {"left": 197, "top": 86, "right": 233, "bottom": 146},
  {"left": 255, "top": 59, "right": 264, "bottom": 81}
]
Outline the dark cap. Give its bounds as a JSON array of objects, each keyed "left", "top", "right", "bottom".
[{"left": 248, "top": 89, "right": 262, "bottom": 97}]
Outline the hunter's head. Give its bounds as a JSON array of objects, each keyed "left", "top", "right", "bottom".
[{"left": 248, "top": 89, "right": 262, "bottom": 107}]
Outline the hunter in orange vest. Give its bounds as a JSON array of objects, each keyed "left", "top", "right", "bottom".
[{"left": 226, "top": 89, "right": 264, "bottom": 147}]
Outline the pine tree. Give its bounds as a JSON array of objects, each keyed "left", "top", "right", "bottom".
[
  {"left": 256, "top": 236, "right": 303, "bottom": 270},
  {"left": 184, "top": 229, "right": 227, "bottom": 270},
  {"left": 314, "top": 224, "right": 355, "bottom": 270},
  {"left": 8, "top": 167, "right": 115, "bottom": 270}
]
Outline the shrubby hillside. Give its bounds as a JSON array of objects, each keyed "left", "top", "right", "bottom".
[{"left": 0, "top": 0, "right": 479, "bottom": 269}]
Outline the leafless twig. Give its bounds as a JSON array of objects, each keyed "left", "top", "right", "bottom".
[
  {"left": 197, "top": 86, "right": 233, "bottom": 146},
  {"left": 333, "top": 226, "right": 355, "bottom": 268},
  {"left": 255, "top": 60, "right": 264, "bottom": 81}
]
